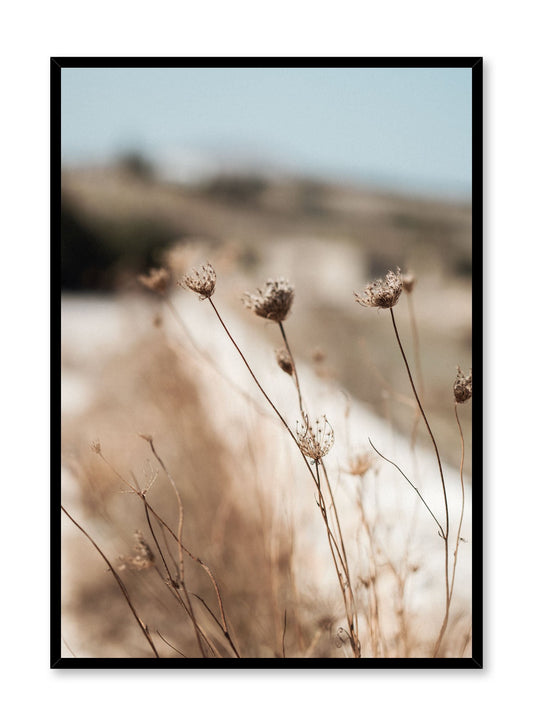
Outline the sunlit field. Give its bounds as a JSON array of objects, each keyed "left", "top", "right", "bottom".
[{"left": 61, "top": 164, "right": 472, "bottom": 659}]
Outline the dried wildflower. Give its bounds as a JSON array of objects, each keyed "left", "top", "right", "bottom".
[
  {"left": 296, "top": 414, "right": 334, "bottom": 462},
  {"left": 89, "top": 440, "right": 101, "bottom": 455},
  {"left": 242, "top": 278, "right": 294, "bottom": 322},
  {"left": 348, "top": 452, "right": 373, "bottom": 477},
  {"left": 138, "top": 267, "right": 170, "bottom": 295},
  {"left": 275, "top": 348, "right": 293, "bottom": 376},
  {"left": 402, "top": 271, "right": 416, "bottom": 294},
  {"left": 118, "top": 530, "right": 155, "bottom": 572},
  {"left": 354, "top": 268, "right": 403, "bottom": 309},
  {"left": 454, "top": 366, "right": 472, "bottom": 403},
  {"left": 181, "top": 263, "right": 217, "bottom": 299}
]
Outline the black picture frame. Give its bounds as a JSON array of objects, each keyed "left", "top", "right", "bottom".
[{"left": 52, "top": 56, "right": 482, "bottom": 669}]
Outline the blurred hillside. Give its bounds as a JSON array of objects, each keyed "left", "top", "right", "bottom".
[
  {"left": 61, "top": 159, "right": 471, "bottom": 290},
  {"left": 61, "top": 162, "right": 472, "bottom": 470}
]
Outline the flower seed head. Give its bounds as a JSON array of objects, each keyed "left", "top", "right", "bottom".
[
  {"left": 275, "top": 348, "right": 294, "bottom": 376},
  {"left": 181, "top": 263, "right": 216, "bottom": 299},
  {"left": 89, "top": 440, "right": 101, "bottom": 455},
  {"left": 138, "top": 267, "right": 170, "bottom": 295},
  {"left": 242, "top": 278, "right": 294, "bottom": 322},
  {"left": 296, "top": 414, "right": 334, "bottom": 462},
  {"left": 402, "top": 271, "right": 416, "bottom": 294},
  {"left": 354, "top": 268, "right": 403, "bottom": 309},
  {"left": 118, "top": 530, "right": 155, "bottom": 571},
  {"left": 454, "top": 366, "right": 472, "bottom": 403},
  {"left": 348, "top": 452, "right": 373, "bottom": 477}
]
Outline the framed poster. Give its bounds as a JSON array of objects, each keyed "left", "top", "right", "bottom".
[{"left": 53, "top": 57, "right": 481, "bottom": 667}]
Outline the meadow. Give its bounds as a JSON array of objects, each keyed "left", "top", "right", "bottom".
[{"left": 60, "top": 166, "right": 472, "bottom": 659}]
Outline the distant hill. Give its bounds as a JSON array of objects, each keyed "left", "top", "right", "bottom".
[{"left": 60, "top": 164, "right": 471, "bottom": 291}]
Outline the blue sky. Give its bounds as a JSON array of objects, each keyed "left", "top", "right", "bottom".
[{"left": 61, "top": 66, "right": 472, "bottom": 199}]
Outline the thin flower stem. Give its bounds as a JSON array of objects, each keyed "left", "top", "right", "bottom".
[
  {"left": 84, "top": 453, "right": 211, "bottom": 657},
  {"left": 61, "top": 506, "right": 160, "bottom": 658},
  {"left": 389, "top": 308, "right": 449, "bottom": 537},
  {"left": 276, "top": 321, "right": 358, "bottom": 634},
  {"left": 368, "top": 438, "right": 444, "bottom": 538},
  {"left": 164, "top": 297, "right": 271, "bottom": 420},
  {"left": 315, "top": 465, "right": 349, "bottom": 601},
  {"left": 157, "top": 521, "right": 180, "bottom": 577},
  {"left": 389, "top": 308, "right": 451, "bottom": 656},
  {"left": 320, "top": 461, "right": 358, "bottom": 637},
  {"left": 142, "top": 500, "right": 172, "bottom": 583},
  {"left": 153, "top": 566, "right": 220, "bottom": 657},
  {"left": 275, "top": 318, "right": 360, "bottom": 647},
  {"left": 144, "top": 441, "right": 239, "bottom": 655},
  {"left": 156, "top": 630, "right": 188, "bottom": 658},
  {"left": 449, "top": 402, "right": 466, "bottom": 603},
  {"left": 192, "top": 594, "right": 241, "bottom": 659},
  {"left": 208, "top": 297, "right": 361, "bottom": 656},
  {"left": 142, "top": 497, "right": 207, "bottom": 658},
  {"left": 405, "top": 292, "right": 425, "bottom": 399},
  {"left": 406, "top": 292, "right": 423, "bottom": 450},
  {"left": 278, "top": 321, "right": 305, "bottom": 416},
  {"left": 354, "top": 485, "right": 385, "bottom": 656},
  {"left": 144, "top": 437, "right": 185, "bottom": 582},
  {"left": 315, "top": 463, "right": 360, "bottom": 658},
  {"left": 321, "top": 462, "right": 351, "bottom": 578},
  {"left": 314, "top": 468, "right": 350, "bottom": 586},
  {"left": 207, "top": 298, "right": 319, "bottom": 487},
  {"left": 151, "top": 501, "right": 239, "bottom": 657},
  {"left": 97, "top": 449, "right": 237, "bottom": 657}
]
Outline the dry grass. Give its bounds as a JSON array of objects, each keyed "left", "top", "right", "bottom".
[{"left": 61, "top": 248, "right": 472, "bottom": 659}]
